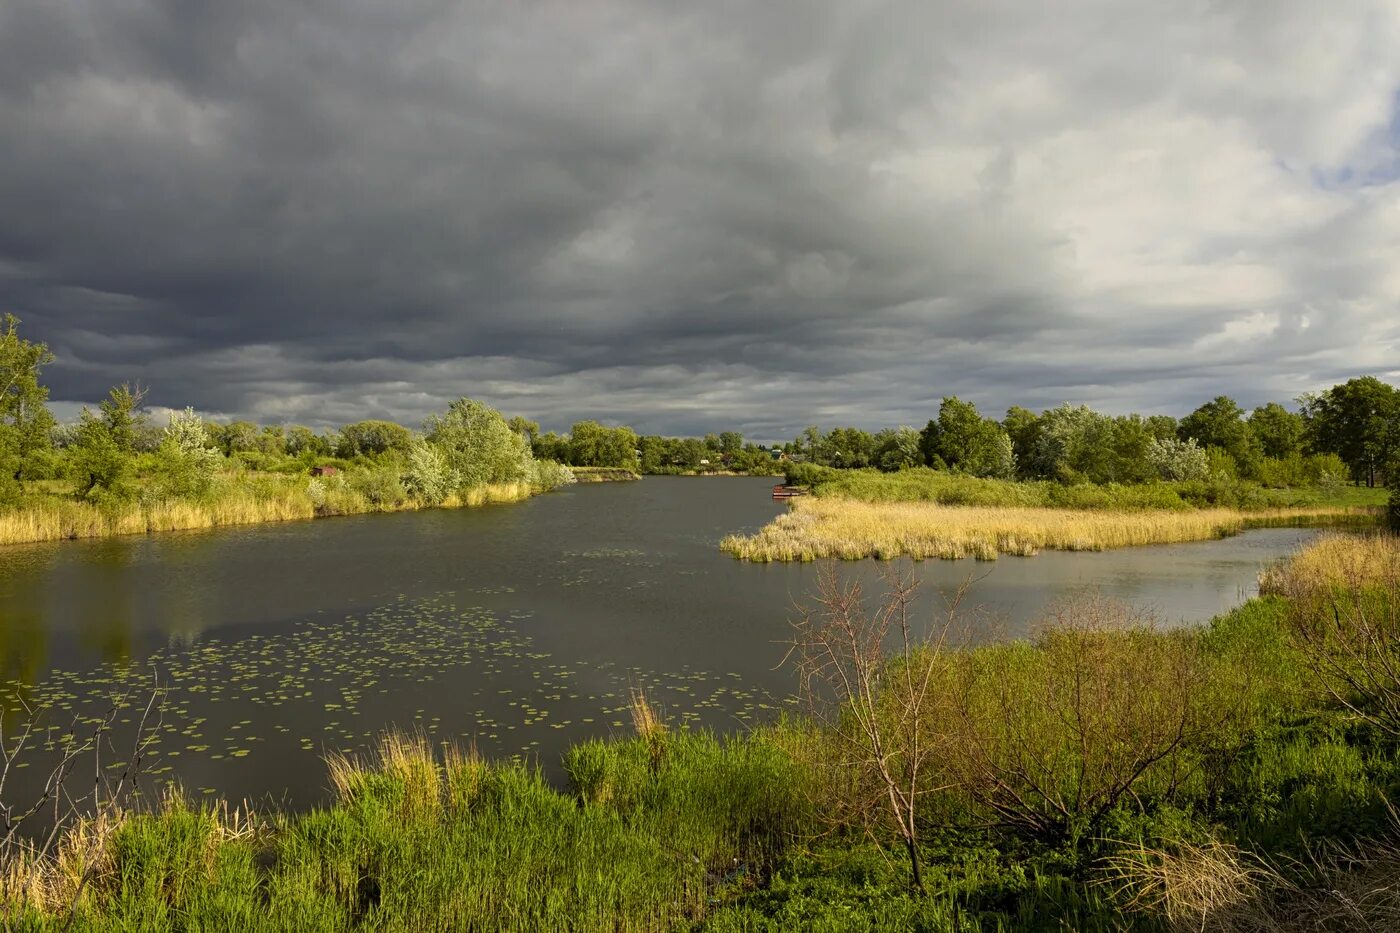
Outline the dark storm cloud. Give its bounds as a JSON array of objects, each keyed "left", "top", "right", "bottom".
[{"left": 3, "top": 0, "right": 1398, "bottom": 438}]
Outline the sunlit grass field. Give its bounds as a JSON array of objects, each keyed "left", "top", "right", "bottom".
[
  {"left": 722, "top": 495, "right": 1376, "bottom": 561},
  {"left": 0, "top": 477, "right": 541, "bottom": 547}
]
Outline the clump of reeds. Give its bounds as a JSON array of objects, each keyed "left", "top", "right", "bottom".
[
  {"left": 1259, "top": 532, "right": 1400, "bottom": 597},
  {"left": 721, "top": 498, "right": 1368, "bottom": 562},
  {"left": 1102, "top": 837, "right": 1286, "bottom": 932}
]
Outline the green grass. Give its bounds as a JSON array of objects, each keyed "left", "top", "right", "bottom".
[{"left": 804, "top": 467, "right": 1388, "bottom": 514}]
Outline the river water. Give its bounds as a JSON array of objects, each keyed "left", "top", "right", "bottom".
[{"left": 0, "top": 476, "right": 1314, "bottom": 807}]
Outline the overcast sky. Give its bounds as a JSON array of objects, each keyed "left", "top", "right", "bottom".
[{"left": 4, "top": 1, "right": 1399, "bottom": 439}]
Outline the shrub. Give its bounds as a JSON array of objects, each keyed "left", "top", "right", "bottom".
[
  {"left": 402, "top": 440, "right": 458, "bottom": 505},
  {"left": 947, "top": 597, "right": 1230, "bottom": 843},
  {"left": 348, "top": 465, "right": 407, "bottom": 508}
]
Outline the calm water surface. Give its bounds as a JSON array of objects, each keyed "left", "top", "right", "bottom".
[{"left": 0, "top": 476, "right": 1314, "bottom": 807}]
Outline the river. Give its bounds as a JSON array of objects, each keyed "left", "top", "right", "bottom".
[{"left": 0, "top": 476, "right": 1314, "bottom": 807}]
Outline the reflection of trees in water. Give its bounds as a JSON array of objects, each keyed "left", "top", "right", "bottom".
[
  {"left": 75, "top": 541, "right": 136, "bottom": 665},
  {"left": 0, "top": 608, "right": 45, "bottom": 719}
]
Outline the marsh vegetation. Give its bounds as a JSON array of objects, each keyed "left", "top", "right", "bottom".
[{"left": 3, "top": 532, "right": 1400, "bottom": 930}]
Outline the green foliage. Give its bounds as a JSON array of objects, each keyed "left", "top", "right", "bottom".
[
  {"left": 425, "top": 398, "right": 535, "bottom": 489},
  {"left": 1250, "top": 402, "right": 1305, "bottom": 460},
  {"left": 929, "top": 397, "right": 1014, "bottom": 478},
  {"left": 567, "top": 420, "right": 639, "bottom": 468},
  {"left": 1146, "top": 436, "right": 1210, "bottom": 482},
  {"left": 146, "top": 407, "right": 224, "bottom": 499},
  {"left": 1179, "top": 395, "right": 1263, "bottom": 479},
  {"left": 0, "top": 313, "right": 55, "bottom": 501},
  {"left": 401, "top": 439, "right": 458, "bottom": 505},
  {"left": 66, "top": 384, "right": 149, "bottom": 499},
  {"left": 1301, "top": 376, "right": 1400, "bottom": 487},
  {"left": 348, "top": 463, "right": 407, "bottom": 508},
  {"left": 335, "top": 419, "right": 413, "bottom": 459}
]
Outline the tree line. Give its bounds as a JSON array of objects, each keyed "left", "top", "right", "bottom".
[
  {"left": 777, "top": 383, "right": 1398, "bottom": 490},
  {"left": 1, "top": 312, "right": 1395, "bottom": 510}
]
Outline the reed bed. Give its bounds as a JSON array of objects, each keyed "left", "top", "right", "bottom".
[
  {"left": 721, "top": 497, "right": 1374, "bottom": 562},
  {"left": 1258, "top": 531, "right": 1400, "bottom": 596},
  {"left": 0, "top": 480, "right": 544, "bottom": 547}
]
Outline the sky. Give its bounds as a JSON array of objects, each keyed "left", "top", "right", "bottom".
[{"left": 3, "top": 0, "right": 1399, "bottom": 440}]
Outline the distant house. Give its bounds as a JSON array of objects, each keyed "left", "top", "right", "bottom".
[{"left": 309, "top": 466, "right": 339, "bottom": 477}]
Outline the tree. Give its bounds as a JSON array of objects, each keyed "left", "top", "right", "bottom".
[
  {"left": 1178, "top": 396, "right": 1262, "bottom": 479},
  {"left": 336, "top": 420, "right": 413, "bottom": 459},
  {"left": 425, "top": 398, "right": 534, "bottom": 489},
  {"left": 506, "top": 416, "right": 540, "bottom": 447},
  {"left": 1002, "top": 407, "right": 1041, "bottom": 478},
  {"left": 874, "top": 427, "right": 921, "bottom": 472},
  {"left": 935, "top": 398, "right": 1014, "bottom": 478},
  {"left": 67, "top": 384, "right": 147, "bottom": 498},
  {"left": 149, "top": 408, "right": 223, "bottom": 498},
  {"left": 402, "top": 440, "right": 459, "bottom": 505},
  {"left": 816, "top": 427, "right": 876, "bottom": 468},
  {"left": 1301, "top": 377, "right": 1399, "bottom": 487},
  {"left": 1146, "top": 436, "right": 1210, "bottom": 482},
  {"left": 567, "top": 421, "right": 638, "bottom": 468},
  {"left": 787, "top": 565, "right": 960, "bottom": 892},
  {"left": 1249, "top": 402, "right": 1304, "bottom": 460},
  {"left": 0, "top": 314, "right": 55, "bottom": 499},
  {"left": 717, "top": 431, "right": 743, "bottom": 456}
]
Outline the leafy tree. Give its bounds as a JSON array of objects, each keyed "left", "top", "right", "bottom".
[
  {"left": 425, "top": 399, "right": 535, "bottom": 489},
  {"left": 568, "top": 421, "right": 639, "bottom": 468},
  {"left": 532, "top": 431, "right": 570, "bottom": 463},
  {"left": 873, "top": 427, "right": 921, "bottom": 472},
  {"left": 506, "top": 416, "right": 540, "bottom": 447},
  {"left": 816, "top": 427, "right": 876, "bottom": 468},
  {"left": 149, "top": 408, "right": 223, "bottom": 498},
  {"left": 1301, "top": 377, "right": 1399, "bottom": 487},
  {"left": 1027, "top": 404, "right": 1110, "bottom": 481},
  {"left": 1146, "top": 436, "right": 1210, "bottom": 482},
  {"left": 717, "top": 431, "right": 743, "bottom": 455},
  {"left": 286, "top": 426, "right": 331, "bottom": 458},
  {"left": 1249, "top": 403, "right": 1304, "bottom": 460},
  {"left": 1144, "top": 415, "right": 1179, "bottom": 442},
  {"left": 934, "top": 398, "right": 1014, "bottom": 478},
  {"left": 0, "top": 314, "right": 55, "bottom": 499},
  {"left": 336, "top": 420, "right": 413, "bottom": 459},
  {"left": 1178, "top": 396, "right": 1262, "bottom": 479},
  {"left": 401, "top": 440, "right": 459, "bottom": 505},
  {"left": 212, "top": 421, "right": 260, "bottom": 456},
  {"left": 1002, "top": 406, "right": 1041, "bottom": 478},
  {"left": 67, "top": 385, "right": 147, "bottom": 498}
]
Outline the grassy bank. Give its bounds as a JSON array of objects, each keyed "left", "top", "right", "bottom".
[
  {"left": 722, "top": 495, "right": 1376, "bottom": 561},
  {"left": 569, "top": 466, "right": 642, "bottom": 483},
  {"left": 0, "top": 477, "right": 545, "bottom": 548},
  {"left": 804, "top": 466, "right": 1390, "bottom": 512},
  {"left": 5, "top": 533, "right": 1400, "bottom": 930}
]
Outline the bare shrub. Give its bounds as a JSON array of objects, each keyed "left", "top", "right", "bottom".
[
  {"left": 949, "top": 596, "right": 1222, "bottom": 843},
  {"left": 785, "top": 562, "right": 965, "bottom": 891}
]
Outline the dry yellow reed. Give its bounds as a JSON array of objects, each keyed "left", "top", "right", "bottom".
[{"left": 722, "top": 497, "right": 1373, "bottom": 562}]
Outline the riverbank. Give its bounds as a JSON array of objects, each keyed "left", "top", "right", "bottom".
[
  {"left": 569, "top": 466, "right": 641, "bottom": 483},
  {"left": 0, "top": 477, "right": 550, "bottom": 548},
  {"left": 722, "top": 496, "right": 1376, "bottom": 561},
  {"left": 5, "top": 533, "right": 1398, "bottom": 930}
]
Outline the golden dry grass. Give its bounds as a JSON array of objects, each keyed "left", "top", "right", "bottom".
[
  {"left": 721, "top": 497, "right": 1374, "bottom": 562},
  {"left": 0, "top": 480, "right": 541, "bottom": 548},
  {"left": 1258, "top": 532, "right": 1400, "bottom": 596}
]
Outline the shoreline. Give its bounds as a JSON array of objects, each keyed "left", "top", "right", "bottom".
[{"left": 0, "top": 479, "right": 549, "bottom": 549}]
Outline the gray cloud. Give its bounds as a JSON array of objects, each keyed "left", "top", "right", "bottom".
[{"left": 3, "top": 0, "right": 1399, "bottom": 440}]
